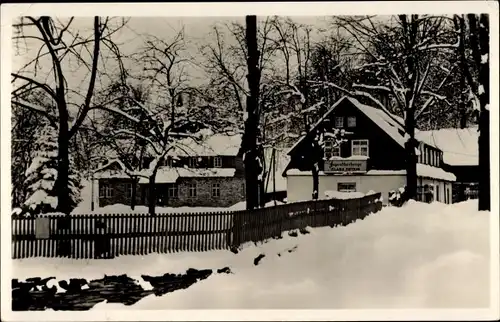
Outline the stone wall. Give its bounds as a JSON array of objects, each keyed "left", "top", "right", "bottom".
[{"left": 98, "top": 177, "right": 245, "bottom": 209}]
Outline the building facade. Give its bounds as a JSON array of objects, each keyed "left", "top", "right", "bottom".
[
  {"left": 284, "top": 96, "right": 456, "bottom": 204},
  {"left": 94, "top": 134, "right": 246, "bottom": 209},
  {"left": 416, "top": 128, "right": 479, "bottom": 202}
]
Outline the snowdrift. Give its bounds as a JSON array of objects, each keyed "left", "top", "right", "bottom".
[
  {"left": 71, "top": 200, "right": 283, "bottom": 215},
  {"left": 13, "top": 199, "right": 490, "bottom": 309}
]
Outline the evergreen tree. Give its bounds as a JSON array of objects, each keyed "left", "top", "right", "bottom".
[{"left": 22, "top": 125, "right": 82, "bottom": 216}]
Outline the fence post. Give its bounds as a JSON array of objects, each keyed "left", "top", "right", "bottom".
[
  {"left": 94, "top": 216, "right": 111, "bottom": 259},
  {"left": 56, "top": 216, "right": 71, "bottom": 257}
]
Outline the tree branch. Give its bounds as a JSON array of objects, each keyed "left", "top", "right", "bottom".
[
  {"left": 68, "top": 16, "right": 101, "bottom": 139},
  {"left": 11, "top": 73, "right": 58, "bottom": 101},
  {"left": 11, "top": 98, "right": 58, "bottom": 129}
]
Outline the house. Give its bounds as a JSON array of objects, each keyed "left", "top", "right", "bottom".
[
  {"left": 415, "top": 128, "right": 479, "bottom": 202},
  {"left": 94, "top": 133, "right": 246, "bottom": 209},
  {"left": 283, "top": 96, "right": 456, "bottom": 204}
]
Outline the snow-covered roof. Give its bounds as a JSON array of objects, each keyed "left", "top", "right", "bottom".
[
  {"left": 415, "top": 128, "right": 479, "bottom": 166},
  {"left": 166, "top": 132, "right": 242, "bottom": 157},
  {"left": 93, "top": 159, "right": 127, "bottom": 174},
  {"left": 416, "top": 163, "right": 456, "bottom": 182},
  {"left": 345, "top": 97, "right": 407, "bottom": 147},
  {"left": 141, "top": 167, "right": 236, "bottom": 184},
  {"left": 97, "top": 165, "right": 236, "bottom": 183},
  {"left": 287, "top": 96, "right": 408, "bottom": 156},
  {"left": 286, "top": 164, "right": 456, "bottom": 182},
  {"left": 288, "top": 96, "right": 464, "bottom": 159},
  {"left": 95, "top": 157, "right": 237, "bottom": 182}
]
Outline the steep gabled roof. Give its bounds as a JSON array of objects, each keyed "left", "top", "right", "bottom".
[{"left": 287, "top": 96, "right": 408, "bottom": 156}]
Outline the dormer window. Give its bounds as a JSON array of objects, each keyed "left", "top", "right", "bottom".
[
  {"left": 347, "top": 116, "right": 356, "bottom": 127},
  {"left": 213, "top": 156, "right": 222, "bottom": 168},
  {"left": 334, "top": 116, "right": 344, "bottom": 128}
]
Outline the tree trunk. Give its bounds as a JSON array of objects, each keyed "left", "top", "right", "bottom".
[
  {"left": 477, "top": 14, "right": 490, "bottom": 211},
  {"left": 405, "top": 112, "right": 418, "bottom": 201},
  {"left": 56, "top": 123, "right": 71, "bottom": 214},
  {"left": 148, "top": 168, "right": 160, "bottom": 215},
  {"left": 55, "top": 116, "right": 72, "bottom": 256},
  {"left": 399, "top": 15, "right": 419, "bottom": 202},
  {"left": 478, "top": 110, "right": 490, "bottom": 210},
  {"left": 312, "top": 162, "right": 319, "bottom": 200},
  {"left": 131, "top": 177, "right": 138, "bottom": 210},
  {"left": 458, "top": 15, "right": 468, "bottom": 129},
  {"left": 244, "top": 15, "right": 261, "bottom": 210},
  {"left": 272, "top": 148, "right": 277, "bottom": 206}
]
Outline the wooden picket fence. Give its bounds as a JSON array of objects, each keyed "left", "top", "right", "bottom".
[{"left": 11, "top": 193, "right": 382, "bottom": 259}]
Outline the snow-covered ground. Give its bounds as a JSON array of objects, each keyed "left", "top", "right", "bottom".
[
  {"left": 72, "top": 200, "right": 284, "bottom": 215},
  {"left": 13, "top": 200, "right": 490, "bottom": 309}
]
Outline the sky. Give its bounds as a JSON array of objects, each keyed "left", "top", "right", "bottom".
[{"left": 12, "top": 16, "right": 333, "bottom": 109}]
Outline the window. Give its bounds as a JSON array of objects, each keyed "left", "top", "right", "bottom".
[
  {"left": 99, "top": 184, "right": 113, "bottom": 198},
  {"left": 213, "top": 156, "right": 222, "bottom": 168},
  {"left": 436, "top": 185, "right": 440, "bottom": 202},
  {"left": 125, "top": 183, "right": 133, "bottom": 198},
  {"left": 324, "top": 140, "right": 341, "bottom": 159},
  {"left": 168, "top": 185, "right": 178, "bottom": 198},
  {"left": 165, "top": 157, "right": 174, "bottom": 167},
  {"left": 188, "top": 157, "right": 197, "bottom": 168},
  {"left": 212, "top": 183, "right": 221, "bottom": 197},
  {"left": 188, "top": 183, "right": 197, "bottom": 198},
  {"left": 351, "top": 140, "right": 369, "bottom": 156},
  {"left": 334, "top": 116, "right": 344, "bottom": 128},
  {"left": 338, "top": 182, "right": 356, "bottom": 192},
  {"left": 347, "top": 116, "right": 356, "bottom": 127}
]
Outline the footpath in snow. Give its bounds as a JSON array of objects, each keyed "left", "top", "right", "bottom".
[{"left": 12, "top": 200, "right": 490, "bottom": 310}]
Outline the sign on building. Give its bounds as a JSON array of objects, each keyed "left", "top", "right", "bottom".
[
  {"left": 324, "top": 159, "right": 367, "bottom": 173},
  {"left": 35, "top": 217, "right": 50, "bottom": 239}
]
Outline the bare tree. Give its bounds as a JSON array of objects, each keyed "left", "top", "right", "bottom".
[
  {"left": 11, "top": 16, "right": 128, "bottom": 215},
  {"left": 460, "top": 14, "right": 489, "bottom": 211},
  {"left": 95, "top": 30, "right": 237, "bottom": 214},
  {"left": 242, "top": 15, "right": 262, "bottom": 210},
  {"left": 92, "top": 80, "right": 152, "bottom": 210},
  {"left": 321, "top": 15, "right": 459, "bottom": 200},
  {"left": 268, "top": 18, "right": 353, "bottom": 200},
  {"left": 200, "top": 17, "right": 277, "bottom": 209}
]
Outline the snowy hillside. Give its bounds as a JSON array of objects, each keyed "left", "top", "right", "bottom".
[{"left": 13, "top": 200, "right": 490, "bottom": 309}]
